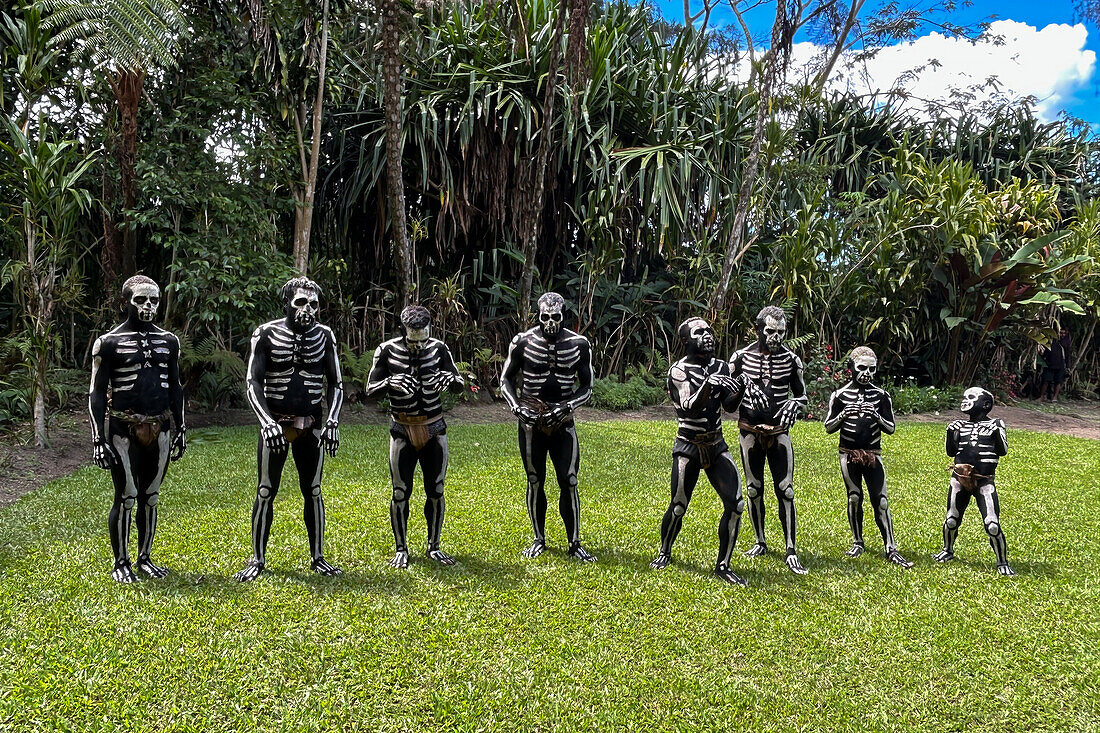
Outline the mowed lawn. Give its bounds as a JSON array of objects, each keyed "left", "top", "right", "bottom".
[{"left": 1, "top": 420, "right": 1098, "bottom": 732}]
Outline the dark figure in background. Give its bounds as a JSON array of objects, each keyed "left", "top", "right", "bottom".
[
  {"left": 1038, "top": 327, "right": 1073, "bottom": 402},
  {"left": 89, "top": 276, "right": 186, "bottom": 583},
  {"left": 366, "top": 306, "right": 465, "bottom": 569},
  {"left": 235, "top": 277, "right": 344, "bottom": 581},
  {"left": 730, "top": 306, "right": 809, "bottom": 574},
  {"left": 651, "top": 317, "right": 766, "bottom": 586},
  {"left": 933, "top": 387, "right": 1016, "bottom": 576},
  {"left": 823, "top": 347, "right": 912, "bottom": 568},
  {"left": 500, "top": 292, "right": 597, "bottom": 561}
]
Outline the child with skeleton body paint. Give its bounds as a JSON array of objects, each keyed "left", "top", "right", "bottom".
[
  {"left": 88, "top": 276, "right": 186, "bottom": 583},
  {"left": 366, "top": 305, "right": 464, "bottom": 568},
  {"left": 651, "top": 317, "right": 768, "bottom": 586},
  {"left": 823, "top": 347, "right": 913, "bottom": 568},
  {"left": 933, "top": 387, "right": 1016, "bottom": 576},
  {"left": 729, "top": 306, "right": 810, "bottom": 575},
  {"left": 235, "top": 277, "right": 343, "bottom": 581},
  {"left": 499, "top": 292, "right": 597, "bottom": 562}
]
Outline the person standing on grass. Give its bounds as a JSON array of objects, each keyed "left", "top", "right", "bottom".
[
  {"left": 88, "top": 276, "right": 186, "bottom": 583},
  {"left": 1038, "top": 327, "right": 1073, "bottom": 402}
]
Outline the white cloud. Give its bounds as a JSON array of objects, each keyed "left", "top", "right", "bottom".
[{"left": 761, "top": 20, "right": 1096, "bottom": 121}]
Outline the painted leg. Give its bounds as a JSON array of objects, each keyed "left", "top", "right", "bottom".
[
  {"left": 706, "top": 451, "right": 747, "bottom": 586},
  {"left": 236, "top": 434, "right": 288, "bottom": 581},
  {"left": 550, "top": 426, "right": 594, "bottom": 562},
  {"left": 864, "top": 459, "right": 912, "bottom": 568},
  {"left": 769, "top": 434, "right": 806, "bottom": 575},
  {"left": 933, "top": 479, "right": 970, "bottom": 563},
  {"left": 651, "top": 453, "right": 699, "bottom": 569},
  {"left": 108, "top": 429, "right": 139, "bottom": 583},
  {"left": 135, "top": 430, "right": 172, "bottom": 578},
  {"left": 839, "top": 454, "right": 865, "bottom": 557},
  {"left": 976, "top": 483, "right": 1015, "bottom": 576},
  {"left": 739, "top": 431, "right": 768, "bottom": 557},
  {"left": 388, "top": 433, "right": 418, "bottom": 569},
  {"left": 519, "top": 423, "right": 549, "bottom": 558},
  {"left": 293, "top": 429, "right": 340, "bottom": 576},
  {"left": 422, "top": 433, "right": 455, "bottom": 565}
]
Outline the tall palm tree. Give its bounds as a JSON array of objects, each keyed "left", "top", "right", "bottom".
[{"left": 41, "top": 0, "right": 186, "bottom": 287}]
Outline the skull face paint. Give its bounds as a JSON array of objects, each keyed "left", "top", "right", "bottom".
[
  {"left": 539, "top": 303, "right": 564, "bottom": 337},
  {"left": 960, "top": 387, "right": 991, "bottom": 415},
  {"left": 760, "top": 314, "right": 786, "bottom": 351},
  {"left": 686, "top": 318, "right": 715, "bottom": 355},
  {"left": 287, "top": 287, "right": 320, "bottom": 328},
  {"left": 851, "top": 352, "right": 877, "bottom": 385},
  {"left": 129, "top": 283, "right": 161, "bottom": 323},
  {"left": 405, "top": 326, "right": 431, "bottom": 354}
]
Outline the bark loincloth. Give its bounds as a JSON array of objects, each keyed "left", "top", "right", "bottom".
[
  {"left": 673, "top": 430, "right": 728, "bottom": 470},
  {"left": 950, "top": 463, "right": 992, "bottom": 493},
  {"left": 520, "top": 396, "right": 573, "bottom": 436},
  {"left": 391, "top": 413, "right": 446, "bottom": 451},
  {"left": 839, "top": 447, "right": 881, "bottom": 466},
  {"left": 109, "top": 409, "right": 171, "bottom": 447},
  {"left": 738, "top": 420, "right": 787, "bottom": 451},
  {"left": 275, "top": 414, "right": 318, "bottom": 443}
]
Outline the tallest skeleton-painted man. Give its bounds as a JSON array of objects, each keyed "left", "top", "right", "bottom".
[
  {"left": 501, "top": 292, "right": 597, "bottom": 561},
  {"left": 235, "top": 276, "right": 344, "bottom": 581}
]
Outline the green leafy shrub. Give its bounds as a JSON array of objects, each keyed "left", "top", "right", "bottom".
[
  {"left": 591, "top": 366, "right": 668, "bottom": 411},
  {"left": 887, "top": 380, "right": 965, "bottom": 414}
]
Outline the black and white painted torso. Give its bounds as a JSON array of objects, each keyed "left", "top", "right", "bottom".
[
  {"left": 729, "top": 344, "right": 804, "bottom": 425},
  {"left": 248, "top": 319, "right": 336, "bottom": 419},
  {"left": 948, "top": 419, "right": 1008, "bottom": 476},
  {"left": 508, "top": 327, "right": 592, "bottom": 406},
  {"left": 825, "top": 384, "right": 895, "bottom": 450},
  {"left": 93, "top": 325, "right": 179, "bottom": 416},
  {"left": 668, "top": 357, "right": 735, "bottom": 439},
  {"left": 370, "top": 337, "right": 459, "bottom": 419}
]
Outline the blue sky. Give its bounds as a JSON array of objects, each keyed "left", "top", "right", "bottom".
[{"left": 651, "top": 0, "right": 1100, "bottom": 127}]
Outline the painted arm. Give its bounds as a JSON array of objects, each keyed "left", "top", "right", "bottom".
[
  {"left": 823, "top": 390, "right": 844, "bottom": 434},
  {"left": 994, "top": 418, "right": 1008, "bottom": 456},
  {"left": 432, "top": 342, "right": 466, "bottom": 394},
  {"left": 167, "top": 332, "right": 186, "bottom": 461},
  {"left": 322, "top": 327, "right": 343, "bottom": 456},
  {"left": 672, "top": 364, "right": 713, "bottom": 414},
  {"left": 499, "top": 335, "right": 534, "bottom": 420},
  {"left": 777, "top": 354, "right": 808, "bottom": 428},
  {"left": 245, "top": 326, "right": 287, "bottom": 453},
  {"left": 877, "top": 391, "right": 896, "bottom": 435},
  {"left": 88, "top": 336, "right": 116, "bottom": 468},
  {"left": 945, "top": 423, "right": 960, "bottom": 457},
  {"left": 565, "top": 336, "right": 594, "bottom": 411}
]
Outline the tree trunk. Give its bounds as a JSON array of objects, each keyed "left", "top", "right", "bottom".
[
  {"left": 517, "top": 0, "right": 567, "bottom": 326},
  {"left": 293, "top": 0, "right": 330, "bottom": 274},
  {"left": 33, "top": 349, "right": 47, "bottom": 449},
  {"left": 112, "top": 70, "right": 145, "bottom": 279},
  {"left": 381, "top": 0, "right": 415, "bottom": 306}
]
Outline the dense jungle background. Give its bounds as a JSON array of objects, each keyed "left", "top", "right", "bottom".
[{"left": 3, "top": 0, "right": 1099, "bottom": 446}]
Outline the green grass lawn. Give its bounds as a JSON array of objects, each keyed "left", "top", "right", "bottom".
[{"left": 1, "top": 421, "right": 1099, "bottom": 732}]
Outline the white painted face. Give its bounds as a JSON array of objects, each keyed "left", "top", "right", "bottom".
[
  {"left": 405, "top": 326, "right": 430, "bottom": 354},
  {"left": 130, "top": 283, "right": 160, "bottom": 322},
  {"left": 289, "top": 287, "right": 319, "bottom": 327},
  {"left": 688, "top": 319, "right": 715, "bottom": 354},
  {"left": 539, "top": 302, "right": 564, "bottom": 336},
  {"left": 762, "top": 315, "right": 786, "bottom": 350},
  {"left": 960, "top": 387, "right": 988, "bottom": 413},
  {"left": 852, "top": 354, "right": 877, "bottom": 385}
]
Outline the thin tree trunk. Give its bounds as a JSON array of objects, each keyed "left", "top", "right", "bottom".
[
  {"left": 293, "top": 0, "right": 330, "bottom": 274},
  {"left": 518, "top": 0, "right": 568, "bottom": 326},
  {"left": 112, "top": 70, "right": 144, "bottom": 279},
  {"left": 381, "top": 0, "right": 415, "bottom": 306}
]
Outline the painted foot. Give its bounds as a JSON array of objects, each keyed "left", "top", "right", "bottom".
[
  {"left": 885, "top": 550, "right": 914, "bottom": 569},
  {"left": 427, "top": 548, "right": 456, "bottom": 566},
  {"left": 744, "top": 543, "right": 768, "bottom": 558},
  {"left": 997, "top": 563, "right": 1017, "bottom": 577},
  {"left": 389, "top": 550, "right": 409, "bottom": 569},
  {"left": 311, "top": 557, "right": 343, "bottom": 576},
  {"left": 135, "top": 557, "right": 169, "bottom": 578},
  {"left": 650, "top": 552, "right": 671, "bottom": 570},
  {"left": 568, "top": 542, "right": 597, "bottom": 562},
  {"left": 845, "top": 543, "right": 865, "bottom": 558},
  {"left": 786, "top": 554, "right": 809, "bottom": 575},
  {"left": 932, "top": 549, "right": 955, "bottom": 563},
  {"left": 111, "top": 560, "right": 139, "bottom": 584},
  {"left": 521, "top": 540, "right": 546, "bottom": 559},
  {"left": 714, "top": 567, "right": 748, "bottom": 586},
  {"left": 234, "top": 559, "right": 266, "bottom": 582}
]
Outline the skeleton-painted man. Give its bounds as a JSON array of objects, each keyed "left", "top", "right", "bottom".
[
  {"left": 933, "top": 387, "right": 1016, "bottom": 576},
  {"left": 500, "top": 292, "right": 596, "bottom": 561},
  {"left": 823, "top": 347, "right": 912, "bottom": 568},
  {"left": 235, "top": 277, "right": 343, "bottom": 581},
  {"left": 366, "top": 306, "right": 464, "bottom": 569},
  {"left": 88, "top": 276, "right": 186, "bottom": 583},
  {"left": 729, "top": 305, "right": 809, "bottom": 574},
  {"left": 651, "top": 317, "right": 766, "bottom": 586}
]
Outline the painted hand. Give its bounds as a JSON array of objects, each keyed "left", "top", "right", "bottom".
[
  {"left": 975, "top": 423, "right": 999, "bottom": 437},
  {"left": 514, "top": 405, "right": 540, "bottom": 424},
  {"left": 388, "top": 374, "right": 418, "bottom": 395},
  {"left": 169, "top": 429, "right": 186, "bottom": 461},
  {"left": 545, "top": 404, "right": 571, "bottom": 429},
  {"left": 322, "top": 420, "right": 339, "bottom": 456},
  {"left": 261, "top": 423, "right": 288, "bottom": 454},
  {"left": 742, "top": 379, "right": 769, "bottom": 411},
  {"left": 706, "top": 373, "right": 736, "bottom": 394},
  {"left": 93, "top": 440, "right": 117, "bottom": 469},
  {"left": 947, "top": 420, "right": 965, "bottom": 433},
  {"left": 777, "top": 400, "right": 800, "bottom": 428}
]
